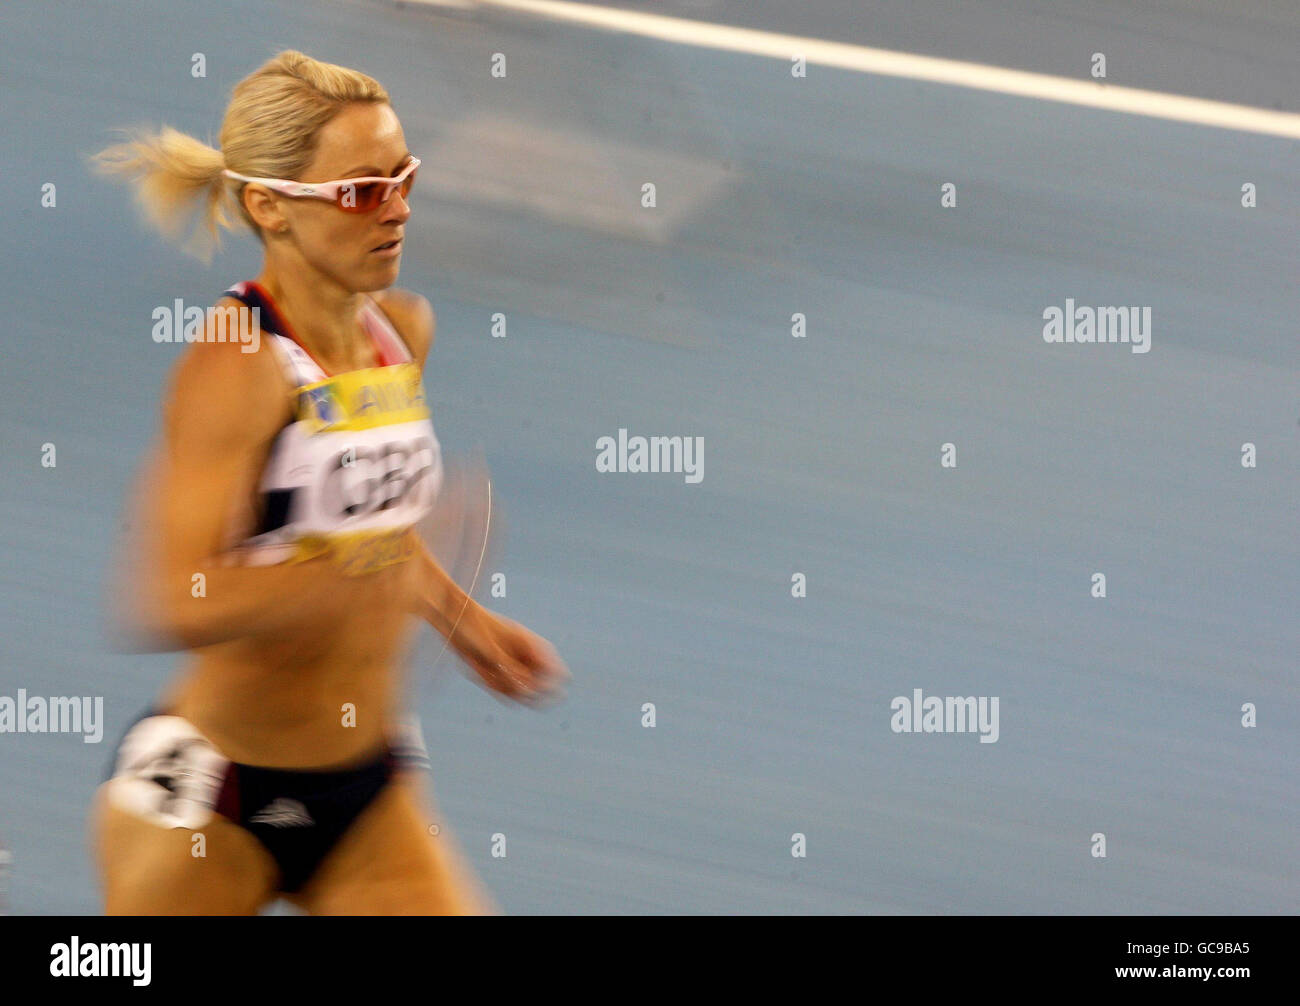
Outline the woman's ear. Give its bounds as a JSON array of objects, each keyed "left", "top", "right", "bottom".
[{"left": 241, "top": 185, "right": 288, "bottom": 236}]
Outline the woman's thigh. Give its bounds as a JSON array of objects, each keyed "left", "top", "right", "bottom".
[
  {"left": 285, "top": 772, "right": 498, "bottom": 916},
  {"left": 92, "top": 784, "right": 279, "bottom": 915}
]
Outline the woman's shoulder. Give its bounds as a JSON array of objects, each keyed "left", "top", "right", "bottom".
[
  {"left": 161, "top": 299, "right": 292, "bottom": 441},
  {"left": 370, "top": 288, "right": 434, "bottom": 367}
]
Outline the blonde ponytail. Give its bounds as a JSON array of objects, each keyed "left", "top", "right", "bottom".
[
  {"left": 92, "top": 50, "right": 390, "bottom": 262},
  {"left": 92, "top": 126, "right": 233, "bottom": 261}
]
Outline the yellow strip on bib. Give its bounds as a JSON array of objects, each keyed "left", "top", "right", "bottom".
[
  {"left": 295, "top": 363, "right": 429, "bottom": 434},
  {"left": 287, "top": 527, "right": 416, "bottom": 577}
]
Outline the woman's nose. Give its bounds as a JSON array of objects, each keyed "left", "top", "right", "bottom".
[{"left": 379, "top": 189, "right": 411, "bottom": 223}]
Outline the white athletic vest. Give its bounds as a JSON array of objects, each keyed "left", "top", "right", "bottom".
[{"left": 222, "top": 281, "right": 443, "bottom": 576}]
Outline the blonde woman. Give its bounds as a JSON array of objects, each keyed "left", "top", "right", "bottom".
[{"left": 91, "top": 50, "right": 567, "bottom": 914}]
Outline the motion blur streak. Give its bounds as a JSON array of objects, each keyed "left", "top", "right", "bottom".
[{"left": 427, "top": 0, "right": 1300, "bottom": 137}]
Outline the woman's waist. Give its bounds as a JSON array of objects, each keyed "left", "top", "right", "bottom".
[
  {"left": 162, "top": 657, "right": 410, "bottom": 768},
  {"left": 162, "top": 699, "right": 398, "bottom": 770}
]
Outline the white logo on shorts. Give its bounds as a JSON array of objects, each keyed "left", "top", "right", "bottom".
[{"left": 248, "top": 798, "right": 314, "bottom": 828}]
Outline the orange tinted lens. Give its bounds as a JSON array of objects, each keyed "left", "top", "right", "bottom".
[
  {"left": 345, "top": 181, "right": 387, "bottom": 212},
  {"left": 399, "top": 165, "right": 417, "bottom": 198}
]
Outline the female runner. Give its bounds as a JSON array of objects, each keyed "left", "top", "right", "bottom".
[{"left": 90, "top": 50, "right": 568, "bottom": 914}]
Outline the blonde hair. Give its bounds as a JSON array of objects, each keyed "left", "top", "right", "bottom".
[{"left": 92, "top": 50, "right": 390, "bottom": 260}]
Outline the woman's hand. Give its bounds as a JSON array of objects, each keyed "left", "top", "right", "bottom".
[
  {"left": 448, "top": 602, "right": 570, "bottom": 706},
  {"left": 404, "top": 526, "right": 568, "bottom": 706}
]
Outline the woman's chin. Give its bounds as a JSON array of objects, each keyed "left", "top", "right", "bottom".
[{"left": 353, "top": 259, "right": 402, "bottom": 291}]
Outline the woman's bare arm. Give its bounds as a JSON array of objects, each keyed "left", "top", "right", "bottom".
[{"left": 115, "top": 315, "right": 398, "bottom": 651}]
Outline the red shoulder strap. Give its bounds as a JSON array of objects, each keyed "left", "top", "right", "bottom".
[{"left": 361, "top": 298, "right": 414, "bottom": 366}]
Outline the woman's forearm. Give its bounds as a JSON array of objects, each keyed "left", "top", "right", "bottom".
[{"left": 407, "top": 530, "right": 478, "bottom": 638}]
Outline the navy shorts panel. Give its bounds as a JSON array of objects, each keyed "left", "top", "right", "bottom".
[{"left": 231, "top": 752, "right": 394, "bottom": 893}]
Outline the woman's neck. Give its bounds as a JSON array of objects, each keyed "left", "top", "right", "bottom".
[{"left": 255, "top": 265, "right": 374, "bottom": 372}]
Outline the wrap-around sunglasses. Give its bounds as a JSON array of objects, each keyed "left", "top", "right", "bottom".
[{"left": 223, "top": 156, "right": 420, "bottom": 213}]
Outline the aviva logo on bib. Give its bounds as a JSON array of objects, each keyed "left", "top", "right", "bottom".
[{"left": 297, "top": 364, "right": 428, "bottom": 433}]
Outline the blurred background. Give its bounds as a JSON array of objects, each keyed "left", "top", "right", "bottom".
[{"left": 0, "top": 0, "right": 1297, "bottom": 914}]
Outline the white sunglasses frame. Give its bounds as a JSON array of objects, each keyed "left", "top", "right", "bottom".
[{"left": 221, "top": 157, "right": 421, "bottom": 211}]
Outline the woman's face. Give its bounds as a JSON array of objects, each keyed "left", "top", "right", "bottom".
[{"left": 274, "top": 101, "right": 413, "bottom": 293}]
